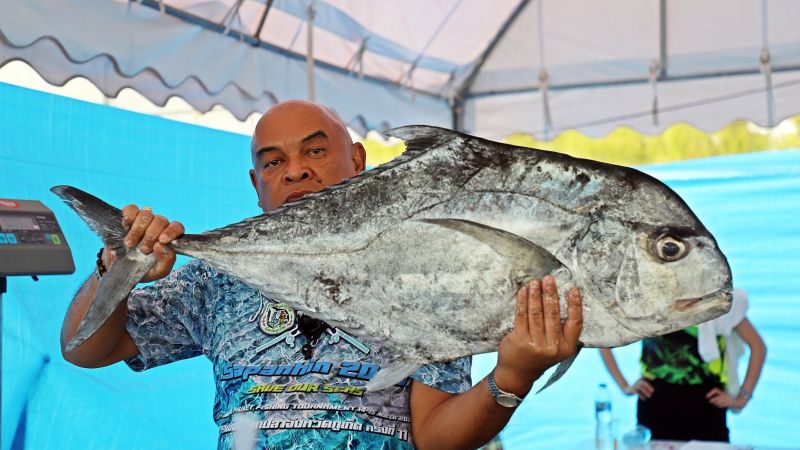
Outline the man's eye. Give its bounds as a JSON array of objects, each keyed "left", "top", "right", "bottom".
[
  {"left": 264, "top": 159, "right": 281, "bottom": 168},
  {"left": 308, "top": 147, "right": 325, "bottom": 156}
]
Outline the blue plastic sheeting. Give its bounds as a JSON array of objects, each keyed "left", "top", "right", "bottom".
[
  {"left": 2, "top": 82, "right": 799, "bottom": 449},
  {"left": 1, "top": 83, "right": 254, "bottom": 450}
]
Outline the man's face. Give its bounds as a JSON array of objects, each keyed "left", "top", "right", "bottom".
[{"left": 249, "top": 101, "right": 366, "bottom": 211}]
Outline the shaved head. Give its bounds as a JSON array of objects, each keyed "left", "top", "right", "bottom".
[
  {"left": 251, "top": 100, "right": 352, "bottom": 155},
  {"left": 248, "top": 100, "right": 366, "bottom": 211}
]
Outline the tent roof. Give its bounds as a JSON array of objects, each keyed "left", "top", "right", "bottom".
[{"left": 2, "top": 0, "right": 799, "bottom": 137}]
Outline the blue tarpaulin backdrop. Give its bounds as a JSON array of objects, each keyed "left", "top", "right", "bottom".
[{"left": 2, "top": 82, "right": 799, "bottom": 449}]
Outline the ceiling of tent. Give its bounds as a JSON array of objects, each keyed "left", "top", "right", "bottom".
[{"left": 2, "top": 0, "right": 799, "bottom": 139}]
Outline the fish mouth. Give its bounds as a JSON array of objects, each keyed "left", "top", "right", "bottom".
[
  {"left": 673, "top": 288, "right": 733, "bottom": 312},
  {"left": 285, "top": 190, "right": 313, "bottom": 203},
  {"left": 674, "top": 298, "right": 701, "bottom": 311}
]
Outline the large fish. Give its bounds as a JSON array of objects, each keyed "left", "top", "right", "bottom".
[{"left": 54, "top": 126, "right": 732, "bottom": 391}]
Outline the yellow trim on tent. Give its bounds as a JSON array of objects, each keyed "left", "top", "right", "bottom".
[{"left": 361, "top": 115, "right": 800, "bottom": 167}]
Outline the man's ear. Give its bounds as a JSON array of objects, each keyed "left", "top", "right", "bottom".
[
  {"left": 249, "top": 168, "right": 265, "bottom": 210},
  {"left": 249, "top": 168, "right": 258, "bottom": 191},
  {"left": 352, "top": 142, "right": 367, "bottom": 173}
]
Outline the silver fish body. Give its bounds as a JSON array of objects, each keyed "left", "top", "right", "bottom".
[{"left": 54, "top": 126, "right": 732, "bottom": 390}]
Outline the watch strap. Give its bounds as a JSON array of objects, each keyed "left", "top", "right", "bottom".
[{"left": 487, "top": 369, "right": 523, "bottom": 407}]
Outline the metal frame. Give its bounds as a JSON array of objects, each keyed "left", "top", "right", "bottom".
[
  {"left": 136, "top": 0, "right": 449, "bottom": 102},
  {"left": 467, "top": 64, "right": 800, "bottom": 99},
  {"left": 451, "top": 0, "right": 532, "bottom": 130}
]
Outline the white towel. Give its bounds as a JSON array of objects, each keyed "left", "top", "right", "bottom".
[{"left": 697, "top": 288, "right": 748, "bottom": 395}]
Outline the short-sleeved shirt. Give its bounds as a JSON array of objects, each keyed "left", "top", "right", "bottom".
[{"left": 125, "top": 260, "right": 471, "bottom": 450}]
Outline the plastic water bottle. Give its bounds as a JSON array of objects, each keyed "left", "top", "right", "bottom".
[{"left": 595, "top": 383, "right": 614, "bottom": 450}]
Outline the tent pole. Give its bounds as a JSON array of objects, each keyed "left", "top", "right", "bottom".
[
  {"left": 452, "top": 97, "right": 464, "bottom": 132},
  {"left": 761, "top": 0, "right": 774, "bottom": 127},
  {"left": 659, "top": 0, "right": 668, "bottom": 78},
  {"left": 306, "top": 3, "right": 316, "bottom": 102},
  {"left": 454, "top": 0, "right": 533, "bottom": 103},
  {"left": 252, "top": 0, "right": 274, "bottom": 42}
]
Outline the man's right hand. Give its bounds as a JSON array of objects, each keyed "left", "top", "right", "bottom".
[
  {"left": 102, "top": 204, "right": 184, "bottom": 282},
  {"left": 62, "top": 204, "right": 183, "bottom": 368},
  {"left": 625, "top": 378, "right": 655, "bottom": 400}
]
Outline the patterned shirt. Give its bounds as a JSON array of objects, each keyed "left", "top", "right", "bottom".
[
  {"left": 640, "top": 326, "right": 727, "bottom": 387},
  {"left": 125, "top": 260, "right": 471, "bottom": 450}
]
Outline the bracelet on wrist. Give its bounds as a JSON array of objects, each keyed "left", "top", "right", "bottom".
[
  {"left": 95, "top": 247, "right": 108, "bottom": 281},
  {"left": 737, "top": 389, "right": 753, "bottom": 400}
]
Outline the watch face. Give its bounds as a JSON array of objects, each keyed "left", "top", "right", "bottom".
[{"left": 497, "top": 394, "right": 520, "bottom": 408}]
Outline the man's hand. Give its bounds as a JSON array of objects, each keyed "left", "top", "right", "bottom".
[
  {"left": 624, "top": 378, "right": 655, "bottom": 400},
  {"left": 706, "top": 387, "right": 747, "bottom": 411},
  {"left": 102, "top": 204, "right": 184, "bottom": 282},
  {"left": 493, "top": 275, "right": 583, "bottom": 395}
]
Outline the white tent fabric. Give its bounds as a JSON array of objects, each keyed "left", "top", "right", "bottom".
[
  {"left": 464, "top": 0, "right": 800, "bottom": 138},
  {"left": 2, "top": 0, "right": 799, "bottom": 138},
  {"left": 0, "top": 0, "right": 456, "bottom": 129}
]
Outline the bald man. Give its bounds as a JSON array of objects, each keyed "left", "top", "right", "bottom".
[{"left": 62, "top": 100, "right": 582, "bottom": 450}]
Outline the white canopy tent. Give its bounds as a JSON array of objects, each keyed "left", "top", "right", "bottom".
[
  {"left": 2, "top": 0, "right": 799, "bottom": 139},
  {"left": 3, "top": 3, "right": 800, "bottom": 449}
]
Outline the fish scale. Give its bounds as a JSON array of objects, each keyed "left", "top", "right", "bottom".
[{"left": 53, "top": 125, "right": 732, "bottom": 391}]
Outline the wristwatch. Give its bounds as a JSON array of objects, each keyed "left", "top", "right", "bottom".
[{"left": 487, "top": 370, "right": 524, "bottom": 408}]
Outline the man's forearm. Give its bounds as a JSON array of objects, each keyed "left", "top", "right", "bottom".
[
  {"left": 60, "top": 273, "right": 134, "bottom": 367},
  {"left": 411, "top": 374, "right": 531, "bottom": 450}
]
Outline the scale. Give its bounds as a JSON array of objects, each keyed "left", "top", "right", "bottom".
[
  {"left": 0, "top": 198, "right": 75, "bottom": 437},
  {"left": 0, "top": 198, "right": 75, "bottom": 279}
]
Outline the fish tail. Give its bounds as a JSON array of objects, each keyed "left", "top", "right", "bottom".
[
  {"left": 50, "top": 185, "right": 128, "bottom": 254},
  {"left": 51, "top": 185, "right": 156, "bottom": 352}
]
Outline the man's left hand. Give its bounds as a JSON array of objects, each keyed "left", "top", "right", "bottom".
[{"left": 493, "top": 275, "right": 583, "bottom": 396}]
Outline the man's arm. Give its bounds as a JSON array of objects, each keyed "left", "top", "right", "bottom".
[
  {"left": 60, "top": 204, "right": 184, "bottom": 367},
  {"left": 410, "top": 276, "right": 582, "bottom": 450}
]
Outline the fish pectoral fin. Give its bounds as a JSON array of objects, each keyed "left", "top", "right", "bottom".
[
  {"left": 535, "top": 343, "right": 583, "bottom": 394},
  {"left": 365, "top": 359, "right": 421, "bottom": 392},
  {"left": 65, "top": 249, "right": 156, "bottom": 353},
  {"left": 419, "top": 218, "right": 564, "bottom": 278}
]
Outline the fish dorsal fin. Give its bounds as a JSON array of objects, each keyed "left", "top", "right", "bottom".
[
  {"left": 249, "top": 126, "right": 456, "bottom": 221},
  {"left": 419, "top": 218, "right": 565, "bottom": 278},
  {"left": 536, "top": 343, "right": 583, "bottom": 393},
  {"left": 383, "top": 125, "right": 462, "bottom": 154},
  {"left": 365, "top": 358, "right": 422, "bottom": 392}
]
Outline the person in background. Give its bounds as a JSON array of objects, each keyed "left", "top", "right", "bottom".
[{"left": 600, "top": 289, "right": 766, "bottom": 442}]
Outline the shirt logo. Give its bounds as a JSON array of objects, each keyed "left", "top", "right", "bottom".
[{"left": 259, "top": 303, "right": 296, "bottom": 335}]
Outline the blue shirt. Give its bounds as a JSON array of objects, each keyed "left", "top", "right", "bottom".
[{"left": 125, "top": 260, "right": 471, "bottom": 449}]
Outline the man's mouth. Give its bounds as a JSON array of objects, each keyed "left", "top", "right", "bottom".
[{"left": 285, "top": 190, "right": 313, "bottom": 203}]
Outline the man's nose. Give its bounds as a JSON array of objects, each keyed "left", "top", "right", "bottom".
[{"left": 283, "top": 159, "right": 311, "bottom": 182}]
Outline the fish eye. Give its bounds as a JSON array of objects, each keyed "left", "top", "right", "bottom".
[{"left": 654, "top": 234, "right": 688, "bottom": 262}]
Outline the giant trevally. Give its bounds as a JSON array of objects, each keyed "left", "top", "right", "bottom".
[{"left": 53, "top": 125, "right": 732, "bottom": 391}]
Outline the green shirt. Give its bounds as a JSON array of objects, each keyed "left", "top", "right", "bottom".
[{"left": 641, "top": 326, "right": 728, "bottom": 387}]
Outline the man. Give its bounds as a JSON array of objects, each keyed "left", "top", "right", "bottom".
[{"left": 61, "top": 100, "right": 583, "bottom": 449}]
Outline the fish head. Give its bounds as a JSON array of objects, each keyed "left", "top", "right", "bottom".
[{"left": 573, "top": 173, "right": 732, "bottom": 345}]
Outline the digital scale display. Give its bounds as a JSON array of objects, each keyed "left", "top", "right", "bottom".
[
  {"left": 0, "top": 215, "right": 40, "bottom": 231},
  {"left": 0, "top": 198, "right": 74, "bottom": 276}
]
